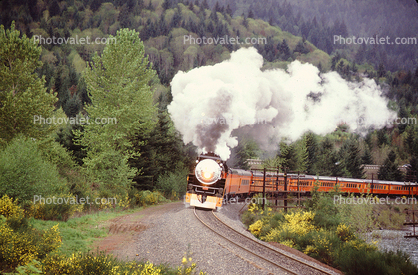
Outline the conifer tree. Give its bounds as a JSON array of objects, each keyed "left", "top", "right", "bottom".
[
  {"left": 339, "top": 139, "right": 365, "bottom": 178},
  {"left": 378, "top": 150, "right": 403, "bottom": 181}
]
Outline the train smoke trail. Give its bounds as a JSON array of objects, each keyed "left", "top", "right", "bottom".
[{"left": 168, "top": 47, "right": 396, "bottom": 160}]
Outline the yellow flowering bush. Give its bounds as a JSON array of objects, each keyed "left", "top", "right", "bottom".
[
  {"left": 0, "top": 196, "right": 62, "bottom": 270},
  {"left": 309, "top": 230, "right": 335, "bottom": 264},
  {"left": 279, "top": 240, "right": 295, "bottom": 248},
  {"left": 261, "top": 211, "right": 316, "bottom": 242},
  {"left": 336, "top": 223, "right": 355, "bottom": 242},
  {"left": 0, "top": 221, "right": 61, "bottom": 269},
  {"left": 134, "top": 190, "right": 166, "bottom": 207},
  {"left": 0, "top": 195, "right": 22, "bottom": 218},
  {"left": 116, "top": 193, "right": 131, "bottom": 209},
  {"left": 283, "top": 211, "right": 316, "bottom": 235},
  {"left": 42, "top": 252, "right": 207, "bottom": 275},
  {"left": 176, "top": 253, "right": 207, "bottom": 275},
  {"left": 247, "top": 203, "right": 259, "bottom": 213},
  {"left": 249, "top": 220, "right": 263, "bottom": 237},
  {"left": 344, "top": 238, "right": 377, "bottom": 252},
  {"left": 0, "top": 222, "right": 38, "bottom": 267}
]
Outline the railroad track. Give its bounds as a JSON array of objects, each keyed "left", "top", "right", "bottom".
[{"left": 194, "top": 208, "right": 336, "bottom": 275}]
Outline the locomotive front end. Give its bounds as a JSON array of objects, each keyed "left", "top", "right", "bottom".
[{"left": 185, "top": 153, "right": 226, "bottom": 209}]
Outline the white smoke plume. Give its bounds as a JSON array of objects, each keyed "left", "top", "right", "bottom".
[{"left": 168, "top": 47, "right": 396, "bottom": 160}]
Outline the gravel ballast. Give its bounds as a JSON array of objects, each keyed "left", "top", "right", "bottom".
[{"left": 106, "top": 201, "right": 339, "bottom": 274}]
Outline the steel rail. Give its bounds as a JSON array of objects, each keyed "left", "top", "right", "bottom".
[
  {"left": 210, "top": 210, "right": 335, "bottom": 275},
  {"left": 194, "top": 208, "right": 335, "bottom": 274}
]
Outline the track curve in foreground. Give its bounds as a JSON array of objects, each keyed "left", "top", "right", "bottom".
[{"left": 194, "top": 208, "right": 337, "bottom": 275}]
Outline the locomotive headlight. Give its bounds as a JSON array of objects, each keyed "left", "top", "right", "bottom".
[{"left": 195, "top": 159, "right": 222, "bottom": 185}]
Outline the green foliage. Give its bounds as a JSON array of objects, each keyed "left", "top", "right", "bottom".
[
  {"left": 129, "top": 110, "right": 191, "bottom": 190},
  {"left": 376, "top": 206, "right": 406, "bottom": 230},
  {"left": 244, "top": 195, "right": 418, "bottom": 275},
  {"left": 339, "top": 139, "right": 365, "bottom": 178},
  {"left": 29, "top": 193, "right": 83, "bottom": 222},
  {"left": 80, "top": 27, "right": 156, "bottom": 153},
  {"left": 131, "top": 190, "right": 167, "bottom": 207},
  {"left": 155, "top": 166, "right": 188, "bottom": 199},
  {"left": 334, "top": 245, "right": 417, "bottom": 275},
  {"left": 42, "top": 250, "right": 205, "bottom": 275},
  {"left": 230, "top": 137, "right": 260, "bottom": 169},
  {"left": 305, "top": 187, "right": 341, "bottom": 229},
  {"left": 378, "top": 150, "right": 404, "bottom": 181},
  {"left": 279, "top": 141, "right": 299, "bottom": 171},
  {"left": 0, "top": 137, "right": 68, "bottom": 203},
  {"left": 0, "top": 197, "right": 61, "bottom": 271},
  {"left": 0, "top": 22, "right": 57, "bottom": 145},
  {"left": 77, "top": 28, "right": 157, "bottom": 195}
]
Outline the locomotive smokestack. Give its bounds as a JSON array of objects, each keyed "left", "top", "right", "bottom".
[{"left": 168, "top": 47, "right": 396, "bottom": 160}]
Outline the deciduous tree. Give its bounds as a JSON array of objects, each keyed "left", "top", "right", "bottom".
[
  {"left": 77, "top": 28, "right": 157, "bottom": 193},
  {"left": 0, "top": 22, "right": 56, "bottom": 145}
]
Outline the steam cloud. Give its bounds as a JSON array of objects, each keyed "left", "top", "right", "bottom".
[{"left": 168, "top": 47, "right": 396, "bottom": 160}]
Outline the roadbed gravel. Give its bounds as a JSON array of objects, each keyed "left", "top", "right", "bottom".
[{"left": 96, "top": 201, "right": 341, "bottom": 274}]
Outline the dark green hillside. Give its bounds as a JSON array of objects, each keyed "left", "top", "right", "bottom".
[
  {"left": 0, "top": 0, "right": 331, "bottom": 116},
  {"left": 2, "top": 0, "right": 418, "bottom": 182},
  {"left": 207, "top": 0, "right": 418, "bottom": 72}
]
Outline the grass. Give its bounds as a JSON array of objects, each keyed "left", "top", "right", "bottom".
[{"left": 30, "top": 207, "right": 146, "bottom": 255}]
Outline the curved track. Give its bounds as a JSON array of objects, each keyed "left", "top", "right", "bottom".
[{"left": 194, "top": 208, "right": 336, "bottom": 275}]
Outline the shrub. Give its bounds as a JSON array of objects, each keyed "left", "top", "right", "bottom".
[
  {"left": 29, "top": 194, "right": 84, "bottom": 221},
  {"left": 305, "top": 189, "right": 341, "bottom": 229},
  {"left": 0, "top": 195, "right": 22, "bottom": 218},
  {"left": 0, "top": 221, "right": 61, "bottom": 269},
  {"left": 336, "top": 193, "right": 379, "bottom": 242},
  {"left": 155, "top": 166, "right": 189, "bottom": 200},
  {"left": 0, "top": 137, "right": 68, "bottom": 203},
  {"left": 303, "top": 230, "right": 340, "bottom": 265},
  {"left": 0, "top": 199, "right": 62, "bottom": 270},
  {"left": 336, "top": 223, "right": 355, "bottom": 242},
  {"left": 334, "top": 243, "right": 418, "bottom": 275},
  {"left": 42, "top": 250, "right": 206, "bottom": 275},
  {"left": 83, "top": 149, "right": 136, "bottom": 197},
  {"left": 132, "top": 190, "right": 167, "bottom": 207},
  {"left": 249, "top": 220, "right": 263, "bottom": 237},
  {"left": 376, "top": 208, "right": 406, "bottom": 230},
  {"left": 241, "top": 211, "right": 257, "bottom": 227}
]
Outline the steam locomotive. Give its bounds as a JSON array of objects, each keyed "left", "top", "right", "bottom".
[{"left": 185, "top": 153, "right": 418, "bottom": 210}]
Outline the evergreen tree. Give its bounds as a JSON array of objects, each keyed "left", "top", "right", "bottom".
[
  {"left": 378, "top": 150, "right": 403, "bottom": 181},
  {"left": 316, "top": 137, "right": 342, "bottom": 177},
  {"left": 130, "top": 110, "right": 188, "bottom": 190},
  {"left": 201, "top": 0, "right": 209, "bottom": 10},
  {"left": 362, "top": 146, "right": 373, "bottom": 164},
  {"left": 277, "top": 39, "right": 291, "bottom": 61},
  {"left": 339, "top": 139, "right": 365, "bottom": 178},
  {"left": 231, "top": 138, "right": 260, "bottom": 170},
  {"left": 225, "top": 4, "right": 233, "bottom": 16},
  {"left": 304, "top": 132, "right": 318, "bottom": 174},
  {"left": 119, "top": 4, "right": 131, "bottom": 28},
  {"left": 248, "top": 9, "right": 254, "bottom": 19},
  {"left": 49, "top": 0, "right": 61, "bottom": 17},
  {"left": 293, "top": 40, "right": 309, "bottom": 54},
  {"left": 279, "top": 141, "right": 298, "bottom": 171}
]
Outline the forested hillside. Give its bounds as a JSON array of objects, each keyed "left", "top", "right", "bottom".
[
  {"left": 0, "top": 0, "right": 332, "bottom": 190},
  {"left": 1, "top": 0, "right": 418, "bottom": 185},
  {"left": 207, "top": 0, "right": 418, "bottom": 72}
]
